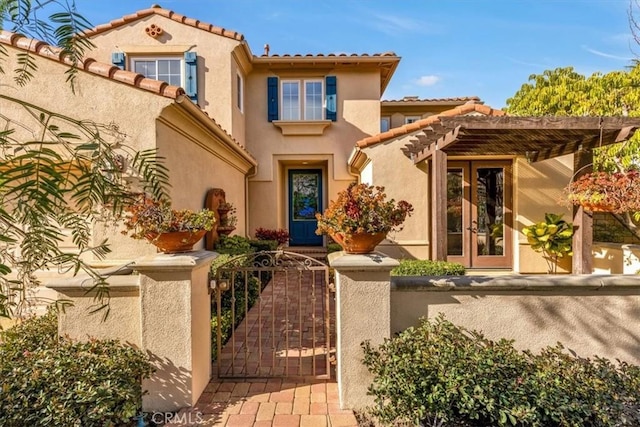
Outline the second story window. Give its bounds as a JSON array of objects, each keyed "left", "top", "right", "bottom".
[
  {"left": 268, "top": 76, "right": 336, "bottom": 123},
  {"left": 405, "top": 116, "right": 421, "bottom": 125},
  {"left": 281, "top": 79, "right": 324, "bottom": 121},
  {"left": 237, "top": 73, "right": 244, "bottom": 113},
  {"left": 132, "top": 57, "right": 182, "bottom": 86},
  {"left": 113, "top": 51, "right": 198, "bottom": 102}
]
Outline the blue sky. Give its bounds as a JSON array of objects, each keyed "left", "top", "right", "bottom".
[{"left": 71, "top": 0, "right": 637, "bottom": 108}]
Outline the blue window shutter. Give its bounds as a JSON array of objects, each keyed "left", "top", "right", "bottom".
[
  {"left": 325, "top": 75, "right": 337, "bottom": 121},
  {"left": 184, "top": 52, "right": 198, "bottom": 102},
  {"left": 267, "top": 76, "right": 279, "bottom": 122},
  {"left": 111, "top": 52, "right": 125, "bottom": 70}
]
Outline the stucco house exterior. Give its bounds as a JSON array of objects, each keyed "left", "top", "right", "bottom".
[{"left": 2, "top": 4, "right": 640, "bottom": 275}]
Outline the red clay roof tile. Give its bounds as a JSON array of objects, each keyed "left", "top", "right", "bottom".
[
  {"left": 260, "top": 51, "right": 398, "bottom": 58},
  {"left": 82, "top": 6, "right": 244, "bottom": 41},
  {"left": 356, "top": 103, "right": 506, "bottom": 149},
  {"left": 0, "top": 30, "right": 185, "bottom": 99},
  {"left": 382, "top": 96, "right": 481, "bottom": 103}
]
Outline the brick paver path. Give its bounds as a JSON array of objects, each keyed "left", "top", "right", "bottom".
[
  {"left": 170, "top": 258, "right": 357, "bottom": 426},
  {"left": 172, "top": 379, "right": 358, "bottom": 426},
  {"left": 216, "top": 269, "right": 332, "bottom": 379}
]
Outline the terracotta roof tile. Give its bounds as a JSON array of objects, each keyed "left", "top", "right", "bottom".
[
  {"left": 260, "top": 51, "right": 397, "bottom": 58},
  {"left": 356, "top": 103, "right": 505, "bottom": 148},
  {"left": 83, "top": 5, "right": 244, "bottom": 41},
  {"left": 382, "top": 96, "right": 481, "bottom": 103},
  {"left": 0, "top": 30, "right": 185, "bottom": 99}
]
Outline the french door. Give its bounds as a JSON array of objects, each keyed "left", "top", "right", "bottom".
[{"left": 446, "top": 161, "right": 512, "bottom": 268}]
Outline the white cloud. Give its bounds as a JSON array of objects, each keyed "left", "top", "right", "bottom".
[
  {"left": 415, "top": 75, "right": 440, "bottom": 86},
  {"left": 582, "top": 46, "right": 633, "bottom": 61}
]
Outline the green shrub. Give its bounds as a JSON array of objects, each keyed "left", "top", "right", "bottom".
[
  {"left": 248, "top": 239, "right": 279, "bottom": 252},
  {"left": 391, "top": 259, "right": 465, "bottom": 276},
  {"left": 327, "top": 243, "right": 342, "bottom": 253},
  {"left": 362, "top": 315, "right": 640, "bottom": 426},
  {"left": 0, "top": 310, "right": 153, "bottom": 427},
  {"left": 254, "top": 227, "right": 290, "bottom": 245},
  {"left": 215, "top": 235, "right": 254, "bottom": 255}
]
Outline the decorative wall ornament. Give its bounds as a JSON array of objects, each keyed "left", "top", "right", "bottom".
[{"left": 145, "top": 24, "right": 164, "bottom": 38}]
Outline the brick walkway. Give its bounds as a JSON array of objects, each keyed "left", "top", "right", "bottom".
[
  {"left": 170, "top": 255, "right": 357, "bottom": 426},
  {"left": 173, "top": 379, "right": 358, "bottom": 426},
  {"left": 216, "top": 268, "right": 332, "bottom": 378}
]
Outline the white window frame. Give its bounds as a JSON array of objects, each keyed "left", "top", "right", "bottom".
[
  {"left": 130, "top": 56, "right": 183, "bottom": 87},
  {"left": 237, "top": 72, "right": 244, "bottom": 113},
  {"left": 280, "top": 78, "right": 325, "bottom": 121},
  {"left": 405, "top": 116, "right": 421, "bottom": 124}
]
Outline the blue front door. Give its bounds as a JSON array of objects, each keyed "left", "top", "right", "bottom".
[{"left": 288, "top": 169, "right": 323, "bottom": 246}]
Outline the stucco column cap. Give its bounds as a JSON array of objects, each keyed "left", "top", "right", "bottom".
[
  {"left": 133, "top": 249, "right": 218, "bottom": 272},
  {"left": 46, "top": 275, "right": 140, "bottom": 292},
  {"left": 391, "top": 274, "right": 640, "bottom": 291},
  {"left": 328, "top": 251, "right": 399, "bottom": 271}
]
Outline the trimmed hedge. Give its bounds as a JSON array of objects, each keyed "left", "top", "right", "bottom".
[
  {"left": 362, "top": 315, "right": 640, "bottom": 426},
  {"left": 391, "top": 259, "right": 465, "bottom": 276},
  {"left": 0, "top": 310, "right": 153, "bottom": 427}
]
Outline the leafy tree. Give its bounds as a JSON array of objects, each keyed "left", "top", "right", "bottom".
[
  {"left": 506, "top": 65, "right": 640, "bottom": 172},
  {"left": 506, "top": 66, "right": 640, "bottom": 238},
  {"left": 0, "top": 1, "right": 169, "bottom": 318}
]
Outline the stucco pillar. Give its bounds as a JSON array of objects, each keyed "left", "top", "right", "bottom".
[
  {"left": 134, "top": 250, "right": 216, "bottom": 412},
  {"left": 328, "top": 251, "right": 399, "bottom": 410}
]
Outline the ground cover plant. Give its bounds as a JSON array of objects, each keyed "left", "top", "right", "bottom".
[
  {"left": 362, "top": 315, "right": 640, "bottom": 426},
  {"left": 0, "top": 310, "right": 153, "bottom": 427},
  {"left": 391, "top": 259, "right": 465, "bottom": 276}
]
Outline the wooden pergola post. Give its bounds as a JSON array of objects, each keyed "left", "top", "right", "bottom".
[
  {"left": 431, "top": 149, "right": 448, "bottom": 261},
  {"left": 572, "top": 149, "right": 593, "bottom": 274}
]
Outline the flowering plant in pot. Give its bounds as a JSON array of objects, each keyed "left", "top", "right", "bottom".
[
  {"left": 564, "top": 170, "right": 640, "bottom": 213},
  {"left": 315, "top": 183, "right": 413, "bottom": 253},
  {"left": 122, "top": 196, "right": 216, "bottom": 253}
]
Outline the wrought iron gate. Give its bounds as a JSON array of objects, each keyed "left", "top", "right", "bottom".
[{"left": 212, "top": 251, "right": 332, "bottom": 379}]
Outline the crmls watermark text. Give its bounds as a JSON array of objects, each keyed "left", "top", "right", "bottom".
[{"left": 146, "top": 411, "right": 205, "bottom": 425}]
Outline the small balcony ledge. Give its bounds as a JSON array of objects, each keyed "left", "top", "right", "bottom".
[{"left": 272, "top": 120, "right": 332, "bottom": 136}]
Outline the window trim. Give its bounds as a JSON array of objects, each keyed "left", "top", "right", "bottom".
[
  {"left": 129, "top": 56, "right": 184, "bottom": 86},
  {"left": 280, "top": 78, "right": 325, "bottom": 121},
  {"left": 405, "top": 116, "right": 421, "bottom": 125}
]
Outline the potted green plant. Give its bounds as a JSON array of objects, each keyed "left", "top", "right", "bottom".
[
  {"left": 217, "top": 202, "right": 237, "bottom": 236},
  {"left": 522, "top": 213, "right": 573, "bottom": 273},
  {"left": 564, "top": 170, "right": 640, "bottom": 213},
  {"left": 122, "top": 196, "right": 216, "bottom": 253},
  {"left": 315, "top": 183, "right": 413, "bottom": 254}
]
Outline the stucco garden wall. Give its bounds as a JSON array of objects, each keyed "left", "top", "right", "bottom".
[
  {"left": 86, "top": 13, "right": 244, "bottom": 139},
  {"left": 391, "top": 276, "right": 640, "bottom": 366}
]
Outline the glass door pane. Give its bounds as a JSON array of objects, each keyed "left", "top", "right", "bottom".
[
  {"left": 475, "top": 167, "right": 504, "bottom": 257},
  {"left": 447, "top": 169, "right": 464, "bottom": 256}
]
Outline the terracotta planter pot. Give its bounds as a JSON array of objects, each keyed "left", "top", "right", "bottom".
[
  {"left": 331, "top": 232, "right": 386, "bottom": 254},
  {"left": 216, "top": 226, "right": 236, "bottom": 236},
  {"left": 145, "top": 230, "right": 207, "bottom": 253}
]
